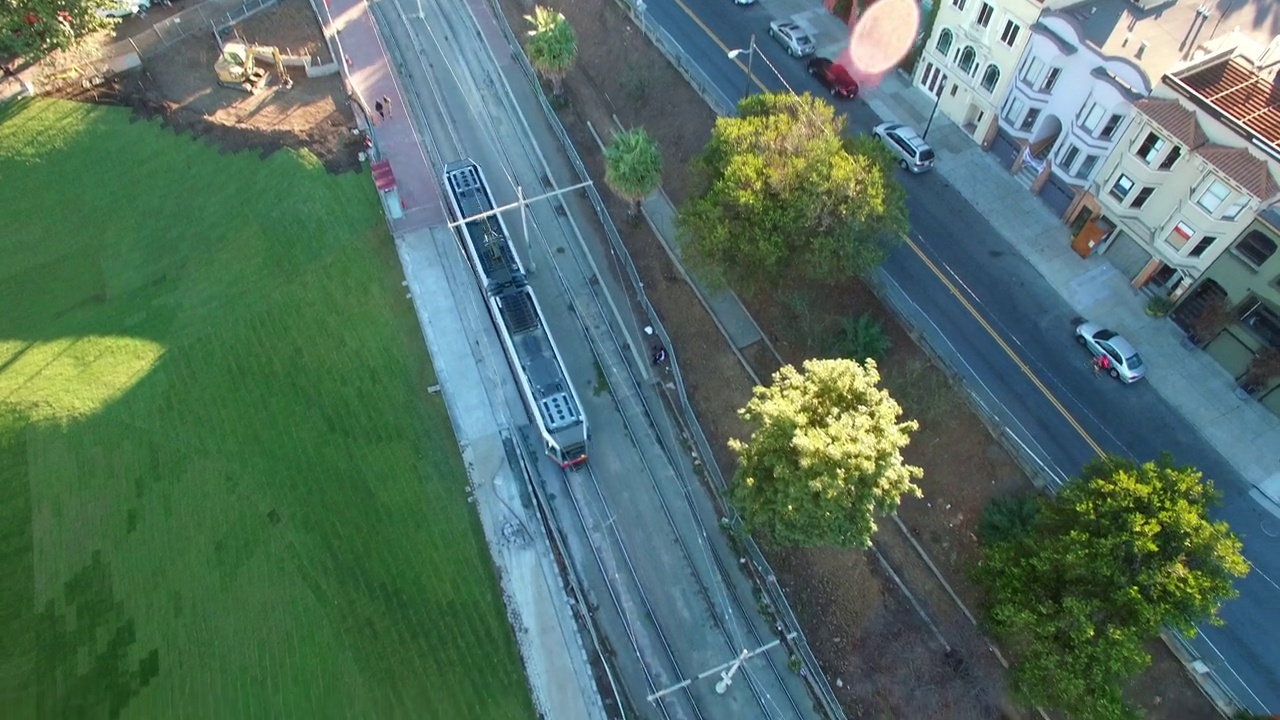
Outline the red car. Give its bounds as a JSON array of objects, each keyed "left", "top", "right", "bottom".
[{"left": 806, "top": 57, "right": 858, "bottom": 99}]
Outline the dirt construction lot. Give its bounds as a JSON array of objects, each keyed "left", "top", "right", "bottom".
[{"left": 48, "top": 0, "right": 362, "bottom": 173}]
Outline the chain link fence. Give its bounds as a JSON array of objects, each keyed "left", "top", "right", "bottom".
[
  {"left": 32, "top": 0, "right": 342, "bottom": 93},
  {"left": 98, "top": 0, "right": 283, "bottom": 61},
  {"left": 610, "top": 0, "right": 736, "bottom": 118}
]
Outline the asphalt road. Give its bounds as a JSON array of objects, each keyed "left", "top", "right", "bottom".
[{"left": 639, "top": 0, "right": 1280, "bottom": 711}]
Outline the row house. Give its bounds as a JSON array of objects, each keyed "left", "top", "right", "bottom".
[
  {"left": 915, "top": 0, "right": 1275, "bottom": 219},
  {"left": 1069, "top": 46, "right": 1280, "bottom": 296},
  {"left": 914, "top": 0, "right": 1042, "bottom": 147},
  {"left": 1171, "top": 212, "right": 1280, "bottom": 417},
  {"left": 997, "top": 0, "right": 1275, "bottom": 217},
  {"left": 994, "top": 2, "right": 1155, "bottom": 216}
]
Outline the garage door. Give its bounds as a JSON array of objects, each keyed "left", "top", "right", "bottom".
[
  {"left": 1205, "top": 329, "right": 1253, "bottom": 378},
  {"left": 1041, "top": 173, "right": 1077, "bottom": 218},
  {"left": 1262, "top": 386, "right": 1280, "bottom": 417},
  {"left": 1102, "top": 230, "right": 1152, "bottom": 281},
  {"left": 990, "top": 129, "right": 1019, "bottom": 169}
]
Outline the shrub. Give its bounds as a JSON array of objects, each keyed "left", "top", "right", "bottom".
[
  {"left": 977, "top": 494, "right": 1040, "bottom": 545},
  {"left": 826, "top": 313, "right": 891, "bottom": 362},
  {"left": 1145, "top": 296, "right": 1174, "bottom": 317}
]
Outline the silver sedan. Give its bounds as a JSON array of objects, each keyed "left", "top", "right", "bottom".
[
  {"left": 768, "top": 20, "right": 815, "bottom": 57},
  {"left": 1075, "top": 321, "right": 1146, "bottom": 383}
]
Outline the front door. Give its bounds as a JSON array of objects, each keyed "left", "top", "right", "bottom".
[{"left": 1072, "top": 218, "right": 1109, "bottom": 258}]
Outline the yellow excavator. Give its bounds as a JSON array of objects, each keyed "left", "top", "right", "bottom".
[{"left": 214, "top": 41, "right": 293, "bottom": 94}]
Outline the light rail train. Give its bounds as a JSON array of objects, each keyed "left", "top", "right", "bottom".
[{"left": 442, "top": 159, "right": 589, "bottom": 467}]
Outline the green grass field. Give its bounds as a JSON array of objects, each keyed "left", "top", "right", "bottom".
[{"left": 0, "top": 99, "right": 535, "bottom": 719}]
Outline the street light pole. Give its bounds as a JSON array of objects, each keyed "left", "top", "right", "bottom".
[
  {"left": 727, "top": 35, "right": 756, "bottom": 102},
  {"left": 715, "top": 649, "right": 751, "bottom": 694},
  {"left": 646, "top": 633, "right": 796, "bottom": 704},
  {"left": 518, "top": 185, "right": 535, "bottom": 273},
  {"left": 923, "top": 82, "right": 945, "bottom": 140}
]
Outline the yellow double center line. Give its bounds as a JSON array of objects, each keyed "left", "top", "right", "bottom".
[
  {"left": 670, "top": 0, "right": 771, "bottom": 93},
  {"left": 902, "top": 234, "right": 1106, "bottom": 458},
  {"left": 667, "top": 0, "right": 1107, "bottom": 459}
]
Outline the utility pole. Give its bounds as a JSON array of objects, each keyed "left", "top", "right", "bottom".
[
  {"left": 646, "top": 633, "right": 796, "bottom": 704},
  {"left": 446, "top": 179, "right": 594, "bottom": 273},
  {"left": 716, "top": 648, "right": 751, "bottom": 694},
  {"left": 517, "top": 185, "right": 535, "bottom": 273},
  {"left": 923, "top": 81, "right": 946, "bottom": 140},
  {"left": 727, "top": 35, "right": 756, "bottom": 101}
]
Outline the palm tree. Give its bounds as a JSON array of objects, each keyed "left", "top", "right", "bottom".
[
  {"left": 524, "top": 6, "right": 576, "bottom": 98},
  {"left": 603, "top": 127, "right": 662, "bottom": 219}
]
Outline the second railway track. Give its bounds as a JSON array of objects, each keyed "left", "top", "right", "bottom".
[{"left": 372, "top": 1, "right": 815, "bottom": 718}]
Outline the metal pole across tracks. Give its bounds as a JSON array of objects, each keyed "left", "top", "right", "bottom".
[{"left": 487, "top": 0, "right": 847, "bottom": 717}]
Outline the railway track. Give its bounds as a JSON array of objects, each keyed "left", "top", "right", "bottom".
[
  {"left": 372, "top": 1, "right": 812, "bottom": 717},
  {"left": 373, "top": 4, "right": 695, "bottom": 719}
]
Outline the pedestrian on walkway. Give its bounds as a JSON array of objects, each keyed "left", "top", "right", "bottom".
[
  {"left": 652, "top": 345, "right": 667, "bottom": 366},
  {"left": 1092, "top": 354, "right": 1112, "bottom": 377},
  {"left": 374, "top": 99, "right": 385, "bottom": 121},
  {"left": 381, "top": 95, "right": 392, "bottom": 119}
]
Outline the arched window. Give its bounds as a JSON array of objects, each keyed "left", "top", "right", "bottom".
[
  {"left": 981, "top": 64, "right": 1000, "bottom": 92},
  {"left": 936, "top": 28, "right": 953, "bottom": 56},
  {"left": 957, "top": 46, "right": 977, "bottom": 75}
]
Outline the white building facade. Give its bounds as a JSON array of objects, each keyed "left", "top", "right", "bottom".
[
  {"left": 992, "top": 11, "right": 1150, "bottom": 216},
  {"left": 1082, "top": 51, "right": 1280, "bottom": 294},
  {"left": 913, "top": 0, "right": 1043, "bottom": 147}
]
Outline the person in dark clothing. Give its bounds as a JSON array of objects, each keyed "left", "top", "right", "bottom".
[
  {"left": 652, "top": 346, "right": 667, "bottom": 366},
  {"left": 374, "top": 100, "right": 385, "bottom": 120}
]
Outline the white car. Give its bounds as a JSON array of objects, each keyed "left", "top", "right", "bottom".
[
  {"left": 97, "top": 0, "right": 151, "bottom": 17},
  {"left": 768, "top": 20, "right": 815, "bottom": 57},
  {"left": 872, "top": 122, "right": 936, "bottom": 174},
  {"left": 1075, "top": 321, "right": 1146, "bottom": 383},
  {"left": 733, "top": 0, "right": 756, "bottom": 5}
]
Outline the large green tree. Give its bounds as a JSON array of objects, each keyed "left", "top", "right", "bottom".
[
  {"left": 523, "top": 5, "right": 575, "bottom": 98},
  {"left": 975, "top": 455, "right": 1248, "bottom": 718},
  {"left": 2, "top": 0, "right": 117, "bottom": 63},
  {"left": 676, "top": 91, "right": 908, "bottom": 290},
  {"left": 729, "top": 358, "right": 921, "bottom": 548},
  {"left": 604, "top": 127, "right": 662, "bottom": 219}
]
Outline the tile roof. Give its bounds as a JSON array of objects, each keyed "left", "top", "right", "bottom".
[
  {"left": 1176, "top": 58, "right": 1280, "bottom": 147},
  {"left": 1197, "top": 144, "right": 1280, "bottom": 199},
  {"left": 1134, "top": 98, "right": 1207, "bottom": 148},
  {"left": 1055, "top": 0, "right": 1280, "bottom": 86}
]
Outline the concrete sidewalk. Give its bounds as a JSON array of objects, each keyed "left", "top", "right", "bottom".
[
  {"left": 318, "top": 0, "right": 443, "bottom": 231},
  {"left": 643, "top": 0, "right": 1280, "bottom": 508},
  {"left": 857, "top": 70, "right": 1280, "bottom": 508},
  {"left": 638, "top": 193, "right": 764, "bottom": 352},
  {"left": 312, "top": 2, "right": 606, "bottom": 717}
]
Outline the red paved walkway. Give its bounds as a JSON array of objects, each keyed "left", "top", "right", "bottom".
[{"left": 319, "top": 0, "right": 444, "bottom": 232}]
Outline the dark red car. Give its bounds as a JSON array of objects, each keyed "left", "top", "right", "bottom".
[{"left": 806, "top": 57, "right": 858, "bottom": 99}]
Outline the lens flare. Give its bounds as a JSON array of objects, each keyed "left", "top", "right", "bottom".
[{"left": 838, "top": 0, "right": 921, "bottom": 89}]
